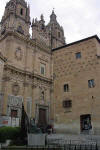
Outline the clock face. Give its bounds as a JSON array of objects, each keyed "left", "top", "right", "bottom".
[{"left": 15, "top": 47, "right": 22, "bottom": 61}]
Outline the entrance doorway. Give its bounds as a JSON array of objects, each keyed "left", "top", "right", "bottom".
[
  {"left": 38, "top": 108, "right": 47, "bottom": 127},
  {"left": 80, "top": 114, "right": 92, "bottom": 133}
]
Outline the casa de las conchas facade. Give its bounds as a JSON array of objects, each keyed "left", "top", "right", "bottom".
[{"left": 0, "top": 0, "right": 100, "bottom": 135}]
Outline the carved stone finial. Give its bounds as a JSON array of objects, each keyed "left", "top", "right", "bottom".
[
  {"left": 40, "top": 14, "right": 44, "bottom": 21},
  {"left": 32, "top": 18, "right": 34, "bottom": 24},
  {"left": 35, "top": 18, "right": 38, "bottom": 23},
  {"left": 52, "top": 8, "right": 55, "bottom": 13},
  {"left": 50, "top": 8, "right": 57, "bottom": 22}
]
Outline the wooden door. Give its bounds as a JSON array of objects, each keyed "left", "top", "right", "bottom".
[{"left": 38, "top": 108, "right": 47, "bottom": 126}]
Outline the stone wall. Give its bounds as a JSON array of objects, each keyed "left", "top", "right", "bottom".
[{"left": 53, "top": 37, "right": 100, "bottom": 134}]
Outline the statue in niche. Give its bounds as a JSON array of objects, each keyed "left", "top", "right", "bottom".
[{"left": 41, "top": 91, "right": 45, "bottom": 100}]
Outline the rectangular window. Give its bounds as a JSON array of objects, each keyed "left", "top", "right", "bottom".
[
  {"left": 40, "top": 64, "right": 46, "bottom": 75},
  {"left": 64, "top": 84, "right": 69, "bottom": 92},
  {"left": 63, "top": 100, "right": 72, "bottom": 108},
  {"left": 88, "top": 79, "right": 95, "bottom": 88},
  {"left": 76, "top": 52, "right": 81, "bottom": 59}
]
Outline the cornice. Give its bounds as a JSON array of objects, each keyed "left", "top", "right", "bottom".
[
  {"left": 4, "top": 64, "right": 53, "bottom": 84},
  {"left": 0, "top": 30, "right": 35, "bottom": 47},
  {"left": 0, "top": 30, "right": 51, "bottom": 54},
  {"left": 53, "top": 35, "right": 100, "bottom": 52}
]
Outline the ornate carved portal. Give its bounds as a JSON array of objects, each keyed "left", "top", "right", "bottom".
[{"left": 7, "top": 95, "right": 23, "bottom": 118}]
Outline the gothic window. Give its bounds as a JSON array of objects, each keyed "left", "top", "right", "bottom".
[
  {"left": 64, "top": 84, "right": 69, "bottom": 92},
  {"left": 88, "top": 79, "right": 95, "bottom": 88},
  {"left": 76, "top": 52, "right": 81, "bottom": 59},
  {"left": 20, "top": 8, "right": 23, "bottom": 15},
  {"left": 63, "top": 100, "right": 72, "bottom": 108}
]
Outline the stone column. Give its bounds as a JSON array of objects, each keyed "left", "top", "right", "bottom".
[
  {"left": 31, "top": 83, "right": 37, "bottom": 119},
  {"left": 50, "top": 86, "right": 54, "bottom": 124},
  {"left": 23, "top": 82, "right": 29, "bottom": 112},
  {"left": 2, "top": 78, "right": 10, "bottom": 116}
]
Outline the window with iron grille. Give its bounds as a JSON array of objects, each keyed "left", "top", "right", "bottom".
[
  {"left": 63, "top": 100, "right": 72, "bottom": 108},
  {"left": 88, "top": 79, "right": 95, "bottom": 88}
]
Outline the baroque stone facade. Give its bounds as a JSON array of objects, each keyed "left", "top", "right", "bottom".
[
  {"left": 0, "top": 53, "right": 6, "bottom": 115},
  {"left": 0, "top": 0, "right": 100, "bottom": 135},
  {"left": 0, "top": 0, "right": 65, "bottom": 127}
]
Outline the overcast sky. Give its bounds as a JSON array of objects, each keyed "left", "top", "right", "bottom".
[{"left": 0, "top": 0, "right": 100, "bottom": 43}]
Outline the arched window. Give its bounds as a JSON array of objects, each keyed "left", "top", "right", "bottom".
[
  {"left": 20, "top": 8, "right": 23, "bottom": 15},
  {"left": 58, "top": 32, "right": 61, "bottom": 38}
]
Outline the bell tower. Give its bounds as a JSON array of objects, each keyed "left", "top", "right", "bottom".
[
  {"left": 46, "top": 10, "right": 65, "bottom": 49},
  {"left": 0, "top": 0, "right": 30, "bottom": 36}
]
